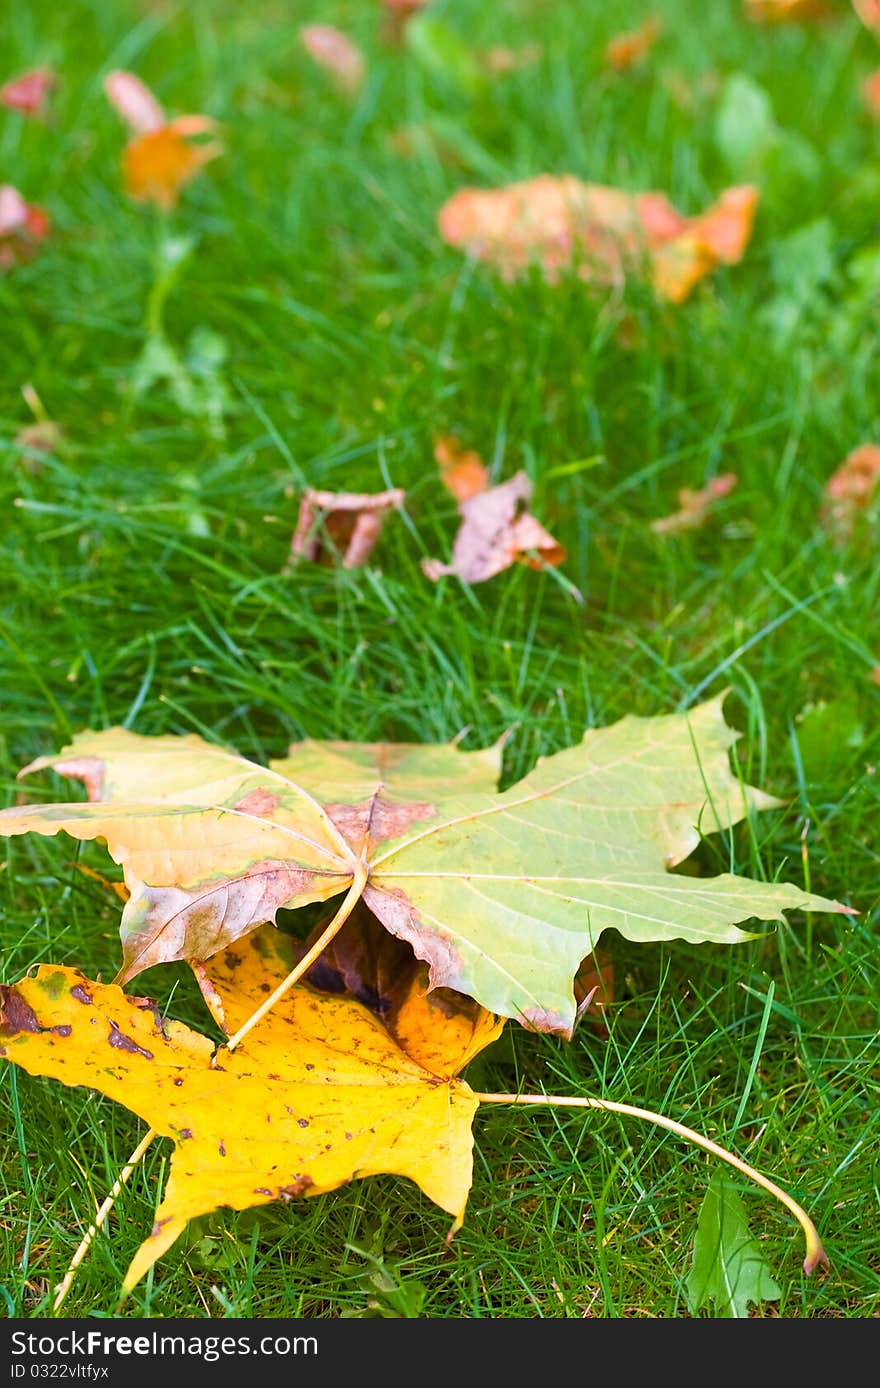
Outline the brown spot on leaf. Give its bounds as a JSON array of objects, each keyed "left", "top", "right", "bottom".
[
  {"left": 297, "top": 1118, "right": 309, "bottom": 1128},
  {"left": 177, "top": 1128, "right": 193, "bottom": 1140},
  {"left": 50, "top": 1024, "right": 72, "bottom": 1037},
  {"left": 173, "top": 1077, "right": 183, "bottom": 1087},
  {"left": 278, "top": 1175, "right": 313, "bottom": 1201},
  {"left": 233, "top": 788, "right": 282, "bottom": 818},
  {"left": 70, "top": 984, "right": 92, "bottom": 1005},
  {"left": 107, "top": 1020, "right": 154, "bottom": 1059},
  {"left": 219, "top": 1140, "right": 226, "bottom": 1156},
  {"left": 254, "top": 1187, "right": 273, "bottom": 1196},
  {"left": 0, "top": 985, "right": 42, "bottom": 1037},
  {"left": 151, "top": 1217, "right": 172, "bottom": 1238},
  {"left": 325, "top": 794, "right": 436, "bottom": 847},
  {"left": 519, "top": 1003, "right": 573, "bottom": 1039}
]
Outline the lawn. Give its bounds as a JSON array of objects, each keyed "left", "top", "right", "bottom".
[{"left": 1, "top": 0, "right": 878, "bottom": 1320}]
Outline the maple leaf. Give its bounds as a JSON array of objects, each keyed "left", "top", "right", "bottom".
[
  {"left": 0, "top": 184, "right": 49, "bottom": 271},
  {"left": 0, "top": 698, "right": 850, "bottom": 1036},
  {"left": 287, "top": 486, "right": 406, "bottom": 570},
  {"left": 437, "top": 176, "right": 758, "bottom": 304},
  {"left": 0, "top": 923, "right": 503, "bottom": 1289},
  {"left": 651, "top": 473, "right": 738, "bottom": 536},
  {"left": 0, "top": 67, "right": 56, "bottom": 118},
  {"left": 300, "top": 25, "right": 366, "bottom": 94},
  {"left": 104, "top": 70, "right": 222, "bottom": 209}
]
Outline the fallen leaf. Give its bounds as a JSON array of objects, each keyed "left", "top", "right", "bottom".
[
  {"left": 0, "top": 67, "right": 56, "bottom": 117},
  {"left": 422, "top": 469, "right": 569, "bottom": 586},
  {"left": 300, "top": 25, "right": 366, "bottom": 94},
  {"left": 744, "top": 0, "right": 829, "bottom": 19},
  {"left": 820, "top": 442, "right": 880, "bottom": 542},
  {"left": 432, "top": 435, "right": 490, "bottom": 502},
  {"left": 104, "top": 70, "right": 222, "bottom": 208},
  {"left": 605, "top": 16, "right": 662, "bottom": 71},
  {"left": 0, "top": 927, "right": 503, "bottom": 1288},
  {"left": 0, "top": 185, "right": 49, "bottom": 271},
  {"left": 0, "top": 697, "right": 851, "bottom": 1036},
  {"left": 437, "top": 175, "right": 758, "bottom": 303},
  {"left": 287, "top": 486, "right": 406, "bottom": 570},
  {"left": 651, "top": 473, "right": 738, "bottom": 535}
]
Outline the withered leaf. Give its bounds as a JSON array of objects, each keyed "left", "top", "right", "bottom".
[
  {"left": 651, "top": 473, "right": 738, "bottom": 535},
  {"left": 104, "top": 70, "right": 222, "bottom": 209},
  {"left": 0, "top": 698, "right": 850, "bottom": 1037},
  {"left": 287, "top": 486, "right": 406, "bottom": 570},
  {"left": 421, "top": 462, "right": 570, "bottom": 587},
  {"left": 0, "top": 931, "right": 503, "bottom": 1289},
  {"left": 438, "top": 176, "right": 758, "bottom": 303},
  {"left": 744, "top": 0, "right": 829, "bottom": 19}
]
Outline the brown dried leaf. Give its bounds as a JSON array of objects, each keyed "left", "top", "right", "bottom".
[
  {"left": 422, "top": 469, "right": 569, "bottom": 586},
  {"left": 651, "top": 473, "right": 738, "bottom": 536},
  {"left": 287, "top": 487, "right": 406, "bottom": 570},
  {"left": 1, "top": 67, "right": 56, "bottom": 118},
  {"left": 820, "top": 443, "right": 880, "bottom": 543},
  {"left": 300, "top": 25, "right": 366, "bottom": 94},
  {"left": 605, "top": 16, "right": 662, "bottom": 71}
]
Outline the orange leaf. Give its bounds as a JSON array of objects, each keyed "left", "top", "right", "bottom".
[
  {"left": 605, "top": 16, "right": 662, "bottom": 72},
  {"left": 820, "top": 443, "right": 880, "bottom": 543},
  {"left": 0, "top": 67, "right": 56, "bottom": 117},
  {"left": 287, "top": 486, "right": 406, "bottom": 569},
  {"left": 300, "top": 25, "right": 366, "bottom": 93},
  {"left": 437, "top": 175, "right": 758, "bottom": 302},
  {"left": 122, "top": 119, "right": 222, "bottom": 209},
  {"left": 651, "top": 473, "right": 738, "bottom": 536},
  {"left": 433, "top": 435, "right": 490, "bottom": 502},
  {"left": 0, "top": 185, "right": 49, "bottom": 271}
]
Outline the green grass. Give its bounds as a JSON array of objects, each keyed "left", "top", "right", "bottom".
[{"left": 1, "top": 0, "right": 878, "bottom": 1319}]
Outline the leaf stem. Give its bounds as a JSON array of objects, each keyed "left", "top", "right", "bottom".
[
  {"left": 222, "top": 862, "right": 369, "bottom": 1053},
  {"left": 52, "top": 1127, "right": 157, "bottom": 1315},
  {"left": 474, "top": 1090, "right": 829, "bottom": 1275}
]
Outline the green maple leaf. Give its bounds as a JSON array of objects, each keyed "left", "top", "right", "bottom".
[
  {"left": 686, "top": 1176, "right": 784, "bottom": 1317},
  {"left": 0, "top": 695, "right": 851, "bottom": 1034}
]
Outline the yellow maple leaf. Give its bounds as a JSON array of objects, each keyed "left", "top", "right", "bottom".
[{"left": 0, "top": 924, "right": 504, "bottom": 1291}]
